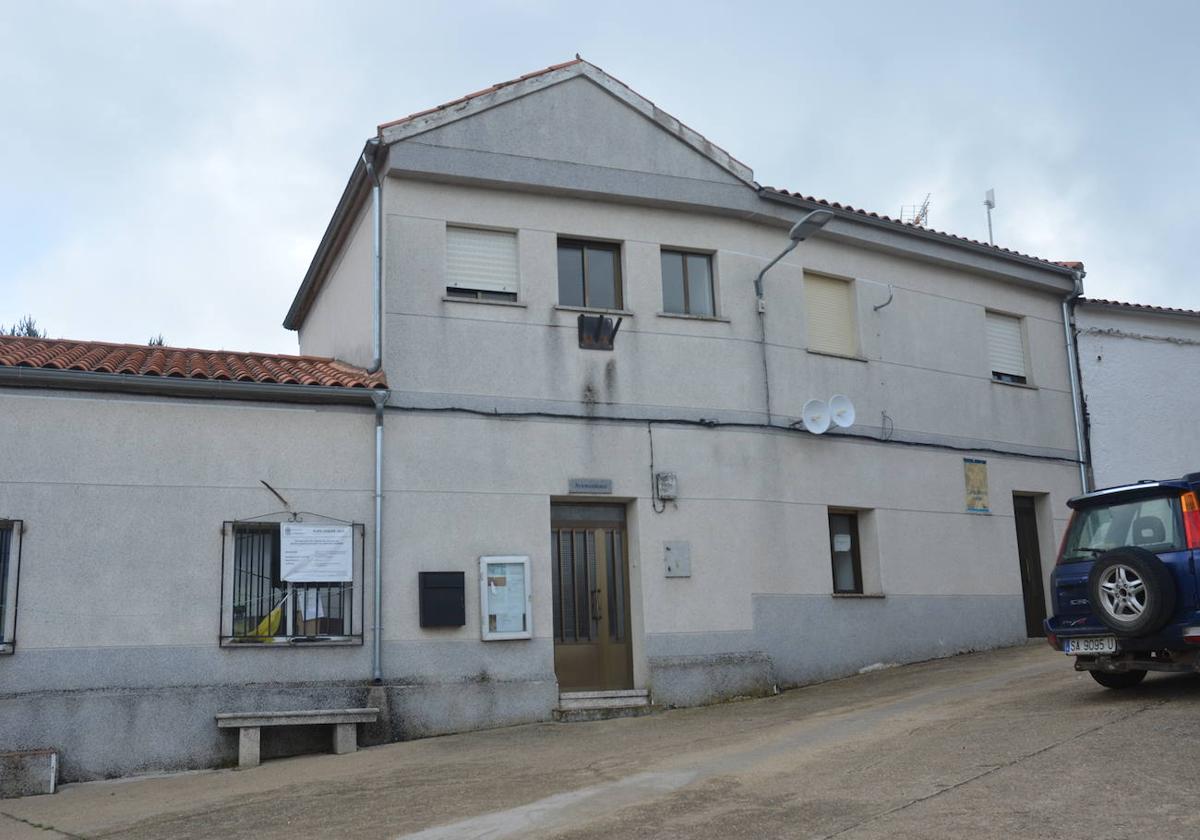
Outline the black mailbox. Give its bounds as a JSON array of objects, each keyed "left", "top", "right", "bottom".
[{"left": 419, "top": 571, "right": 466, "bottom": 627}]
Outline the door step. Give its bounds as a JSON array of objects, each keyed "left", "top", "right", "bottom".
[{"left": 554, "top": 690, "right": 657, "bottom": 722}]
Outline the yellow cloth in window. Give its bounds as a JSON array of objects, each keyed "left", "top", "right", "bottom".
[{"left": 253, "top": 592, "right": 289, "bottom": 637}]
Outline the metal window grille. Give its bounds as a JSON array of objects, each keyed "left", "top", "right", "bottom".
[
  {"left": 0, "top": 525, "right": 9, "bottom": 643},
  {"left": 231, "top": 523, "right": 353, "bottom": 639}
]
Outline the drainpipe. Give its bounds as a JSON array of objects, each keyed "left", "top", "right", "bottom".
[
  {"left": 361, "top": 139, "right": 383, "bottom": 374},
  {"left": 1062, "top": 269, "right": 1089, "bottom": 493},
  {"left": 361, "top": 137, "right": 387, "bottom": 683},
  {"left": 371, "top": 388, "right": 388, "bottom": 684}
]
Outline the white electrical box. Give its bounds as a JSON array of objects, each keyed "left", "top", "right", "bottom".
[
  {"left": 664, "top": 541, "right": 691, "bottom": 577},
  {"left": 655, "top": 472, "right": 678, "bottom": 500}
]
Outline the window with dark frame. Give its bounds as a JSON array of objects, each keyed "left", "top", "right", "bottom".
[
  {"left": 661, "top": 250, "right": 715, "bottom": 317},
  {"left": 230, "top": 523, "right": 352, "bottom": 640},
  {"left": 0, "top": 523, "right": 11, "bottom": 644},
  {"left": 557, "top": 239, "right": 622, "bottom": 310},
  {"left": 828, "top": 511, "right": 863, "bottom": 594}
]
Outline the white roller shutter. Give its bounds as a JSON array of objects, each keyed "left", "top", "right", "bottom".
[
  {"left": 986, "top": 311, "right": 1027, "bottom": 379},
  {"left": 446, "top": 226, "right": 518, "bottom": 295},
  {"left": 804, "top": 274, "right": 857, "bottom": 356}
]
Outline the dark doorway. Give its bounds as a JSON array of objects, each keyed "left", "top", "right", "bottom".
[{"left": 1013, "top": 495, "right": 1048, "bottom": 637}]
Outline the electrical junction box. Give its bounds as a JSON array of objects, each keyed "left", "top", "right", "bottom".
[
  {"left": 664, "top": 541, "right": 691, "bottom": 578},
  {"left": 655, "top": 472, "right": 678, "bottom": 501}
]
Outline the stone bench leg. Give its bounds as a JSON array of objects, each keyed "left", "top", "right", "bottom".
[
  {"left": 332, "top": 723, "right": 357, "bottom": 755},
  {"left": 238, "top": 727, "right": 261, "bottom": 769}
]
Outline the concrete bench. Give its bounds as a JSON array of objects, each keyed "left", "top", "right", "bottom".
[{"left": 216, "top": 708, "right": 379, "bottom": 769}]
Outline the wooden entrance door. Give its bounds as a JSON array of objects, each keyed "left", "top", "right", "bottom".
[
  {"left": 1013, "top": 495, "right": 1048, "bottom": 637},
  {"left": 551, "top": 504, "right": 633, "bottom": 691}
]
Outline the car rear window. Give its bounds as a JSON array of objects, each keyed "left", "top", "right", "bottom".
[{"left": 1061, "top": 495, "right": 1184, "bottom": 562}]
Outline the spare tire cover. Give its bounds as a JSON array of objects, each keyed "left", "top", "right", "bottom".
[{"left": 1087, "top": 547, "right": 1176, "bottom": 637}]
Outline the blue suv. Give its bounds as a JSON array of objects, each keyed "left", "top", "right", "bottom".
[{"left": 1046, "top": 475, "right": 1200, "bottom": 688}]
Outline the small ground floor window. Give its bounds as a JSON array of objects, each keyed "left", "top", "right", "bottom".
[
  {"left": 828, "top": 511, "right": 863, "bottom": 594},
  {"left": 221, "top": 520, "right": 364, "bottom": 645},
  {"left": 0, "top": 520, "right": 22, "bottom": 653}
]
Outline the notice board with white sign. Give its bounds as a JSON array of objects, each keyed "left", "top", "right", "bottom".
[
  {"left": 479, "top": 555, "right": 532, "bottom": 641},
  {"left": 281, "top": 523, "right": 354, "bottom": 582}
]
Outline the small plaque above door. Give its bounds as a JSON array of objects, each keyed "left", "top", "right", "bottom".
[{"left": 568, "top": 478, "right": 612, "bottom": 495}]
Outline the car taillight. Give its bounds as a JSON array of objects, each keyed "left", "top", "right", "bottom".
[
  {"left": 1055, "top": 512, "right": 1076, "bottom": 565},
  {"left": 1183, "top": 628, "right": 1200, "bottom": 645},
  {"left": 1182, "top": 492, "right": 1200, "bottom": 548},
  {"left": 1045, "top": 631, "right": 1059, "bottom": 650}
]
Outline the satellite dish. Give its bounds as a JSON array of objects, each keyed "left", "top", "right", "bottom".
[
  {"left": 829, "top": 394, "right": 856, "bottom": 429},
  {"left": 801, "top": 399, "right": 831, "bottom": 435}
]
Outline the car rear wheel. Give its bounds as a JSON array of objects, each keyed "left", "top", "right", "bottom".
[
  {"left": 1089, "top": 669, "right": 1147, "bottom": 689},
  {"left": 1087, "top": 548, "right": 1176, "bottom": 636}
]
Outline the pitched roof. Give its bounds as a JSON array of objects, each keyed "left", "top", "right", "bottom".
[
  {"left": 1079, "top": 298, "right": 1200, "bottom": 319},
  {"left": 0, "top": 335, "right": 386, "bottom": 389},
  {"left": 760, "top": 187, "right": 1081, "bottom": 273},
  {"left": 289, "top": 59, "right": 1083, "bottom": 330},
  {"left": 374, "top": 57, "right": 755, "bottom": 185},
  {"left": 377, "top": 58, "right": 587, "bottom": 132}
]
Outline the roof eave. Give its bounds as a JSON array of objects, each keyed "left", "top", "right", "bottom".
[
  {"left": 0, "top": 366, "right": 383, "bottom": 406},
  {"left": 283, "top": 143, "right": 375, "bottom": 331},
  {"left": 759, "top": 188, "right": 1078, "bottom": 281},
  {"left": 1077, "top": 298, "right": 1200, "bottom": 322}
]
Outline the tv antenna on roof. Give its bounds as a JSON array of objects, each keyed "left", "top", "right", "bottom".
[
  {"left": 900, "top": 194, "right": 931, "bottom": 227},
  {"left": 984, "top": 189, "right": 996, "bottom": 245}
]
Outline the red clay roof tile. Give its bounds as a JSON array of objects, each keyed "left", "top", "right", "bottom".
[
  {"left": 761, "top": 187, "right": 1081, "bottom": 272},
  {"left": 0, "top": 336, "right": 386, "bottom": 390},
  {"left": 1079, "top": 298, "right": 1200, "bottom": 319}
]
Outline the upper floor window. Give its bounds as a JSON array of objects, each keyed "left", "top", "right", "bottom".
[
  {"left": 0, "top": 520, "right": 21, "bottom": 654},
  {"left": 661, "top": 250, "right": 715, "bottom": 317},
  {"left": 804, "top": 273, "right": 857, "bottom": 357},
  {"left": 557, "top": 239, "right": 622, "bottom": 310},
  {"left": 986, "top": 311, "right": 1028, "bottom": 384},
  {"left": 445, "top": 226, "right": 519, "bottom": 302}
]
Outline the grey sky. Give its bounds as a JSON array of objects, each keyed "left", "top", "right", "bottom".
[{"left": 2, "top": 1, "right": 1197, "bottom": 354}]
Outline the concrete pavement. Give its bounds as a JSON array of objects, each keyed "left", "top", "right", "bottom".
[{"left": 3, "top": 643, "right": 1197, "bottom": 839}]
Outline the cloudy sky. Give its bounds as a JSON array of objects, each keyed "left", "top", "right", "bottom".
[{"left": 2, "top": 1, "right": 1197, "bottom": 353}]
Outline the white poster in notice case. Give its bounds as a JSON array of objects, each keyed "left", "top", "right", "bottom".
[
  {"left": 479, "top": 555, "right": 532, "bottom": 640},
  {"left": 280, "top": 523, "right": 354, "bottom": 582}
]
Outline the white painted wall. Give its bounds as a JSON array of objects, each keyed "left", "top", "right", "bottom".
[
  {"left": 1077, "top": 303, "right": 1200, "bottom": 489},
  {"left": 379, "top": 179, "right": 1078, "bottom": 459},
  {"left": 298, "top": 202, "right": 375, "bottom": 367}
]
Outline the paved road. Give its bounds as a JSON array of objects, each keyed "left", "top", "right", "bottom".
[{"left": 4, "top": 644, "right": 1198, "bottom": 839}]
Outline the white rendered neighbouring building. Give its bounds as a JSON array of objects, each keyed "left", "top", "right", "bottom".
[
  {"left": 0, "top": 59, "right": 1089, "bottom": 781},
  {"left": 1075, "top": 298, "right": 1200, "bottom": 489}
]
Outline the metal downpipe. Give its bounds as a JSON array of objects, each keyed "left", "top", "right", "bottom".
[
  {"left": 361, "top": 140, "right": 383, "bottom": 375},
  {"left": 1062, "top": 270, "right": 1089, "bottom": 492},
  {"left": 371, "top": 389, "right": 388, "bottom": 683},
  {"left": 361, "top": 137, "right": 386, "bottom": 683}
]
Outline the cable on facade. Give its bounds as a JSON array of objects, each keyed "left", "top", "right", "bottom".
[{"left": 648, "top": 422, "right": 667, "bottom": 514}]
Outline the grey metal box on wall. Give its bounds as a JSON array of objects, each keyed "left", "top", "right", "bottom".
[{"left": 664, "top": 541, "right": 691, "bottom": 577}]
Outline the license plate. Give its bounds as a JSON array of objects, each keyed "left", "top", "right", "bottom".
[{"left": 1065, "top": 636, "right": 1117, "bottom": 655}]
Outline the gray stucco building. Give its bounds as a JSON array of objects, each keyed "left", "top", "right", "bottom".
[{"left": 0, "top": 59, "right": 1089, "bottom": 782}]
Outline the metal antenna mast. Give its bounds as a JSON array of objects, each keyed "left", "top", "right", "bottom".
[
  {"left": 984, "top": 189, "right": 995, "bottom": 245},
  {"left": 900, "top": 193, "right": 931, "bottom": 227}
]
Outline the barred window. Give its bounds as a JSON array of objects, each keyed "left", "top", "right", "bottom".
[
  {"left": 222, "top": 521, "right": 363, "bottom": 645},
  {"left": 0, "top": 520, "right": 22, "bottom": 653}
]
